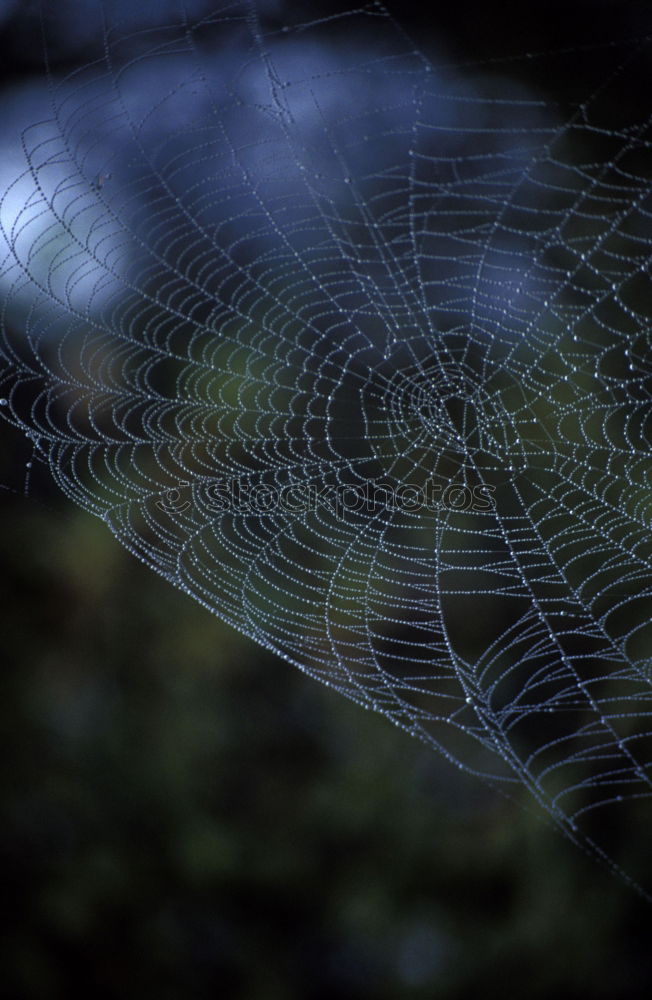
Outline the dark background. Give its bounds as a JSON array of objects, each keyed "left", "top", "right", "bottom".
[{"left": 1, "top": 2, "right": 652, "bottom": 997}]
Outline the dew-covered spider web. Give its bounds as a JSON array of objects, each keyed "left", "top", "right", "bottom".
[{"left": 1, "top": 0, "right": 652, "bottom": 896}]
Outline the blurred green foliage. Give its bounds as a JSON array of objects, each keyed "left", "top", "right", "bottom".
[{"left": 1, "top": 471, "right": 651, "bottom": 999}]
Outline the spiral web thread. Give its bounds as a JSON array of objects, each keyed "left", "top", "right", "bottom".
[{"left": 1, "top": 1, "right": 652, "bottom": 894}]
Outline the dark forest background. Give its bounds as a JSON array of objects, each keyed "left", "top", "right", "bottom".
[{"left": 1, "top": 2, "right": 652, "bottom": 997}]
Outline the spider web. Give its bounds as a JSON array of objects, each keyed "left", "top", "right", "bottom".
[{"left": 1, "top": 0, "right": 652, "bottom": 896}]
